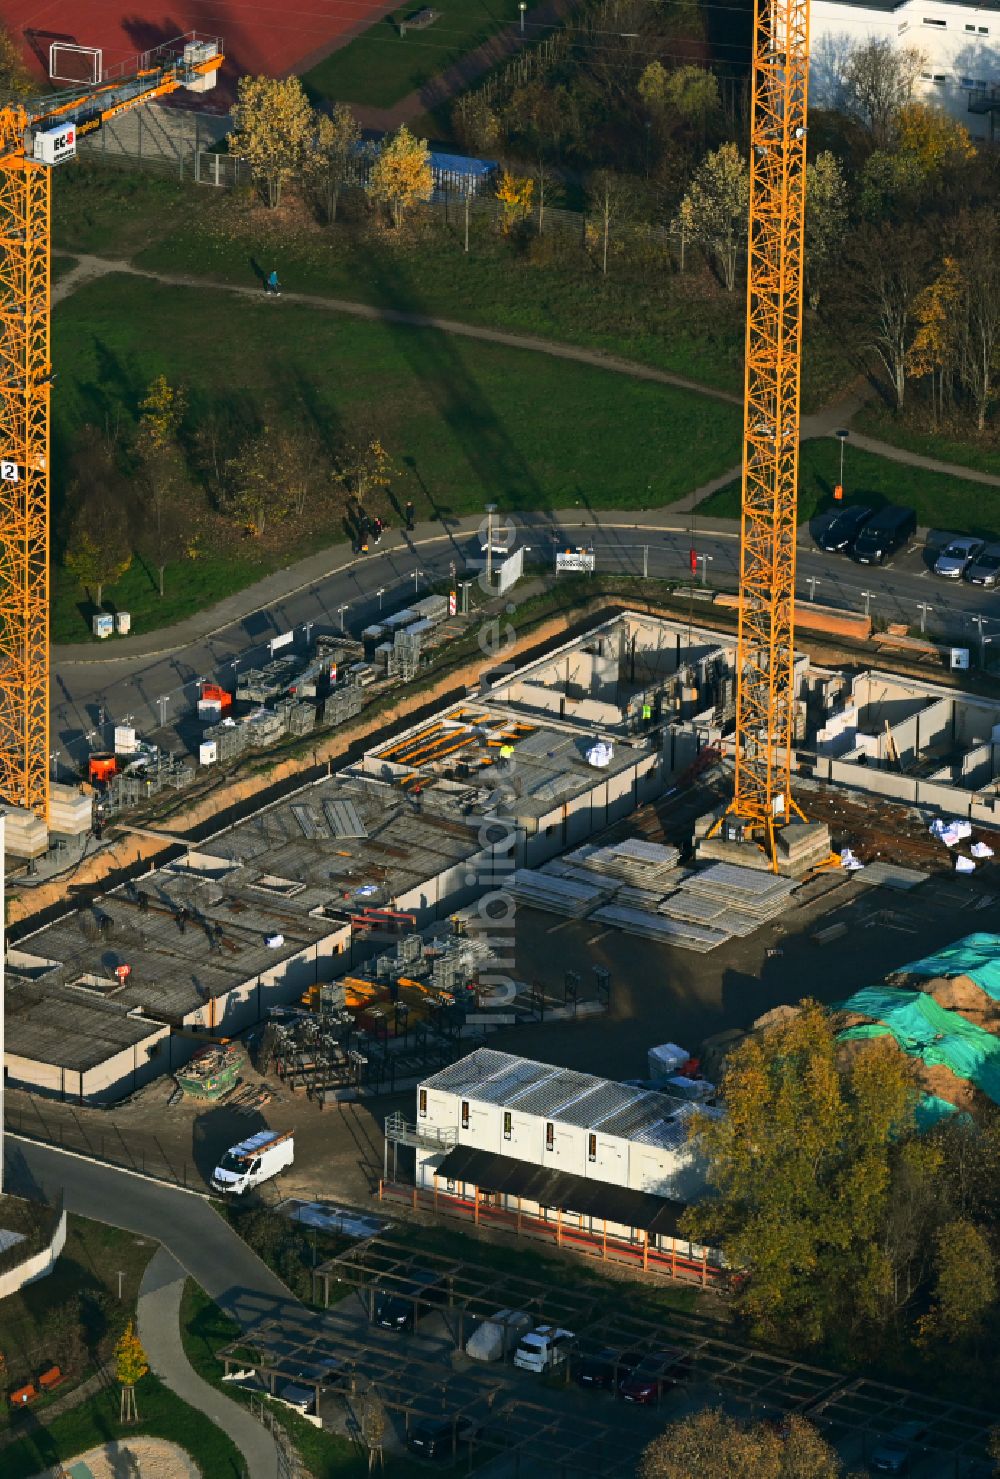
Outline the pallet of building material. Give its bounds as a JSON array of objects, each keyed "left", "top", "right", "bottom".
[
  {"left": 565, "top": 838, "right": 680, "bottom": 888},
  {"left": 590, "top": 903, "right": 730, "bottom": 952},
  {"left": 509, "top": 868, "right": 606, "bottom": 917},
  {"left": 658, "top": 889, "right": 729, "bottom": 924},
  {"left": 681, "top": 862, "right": 797, "bottom": 914},
  {"left": 613, "top": 885, "right": 669, "bottom": 911},
  {"left": 539, "top": 859, "right": 620, "bottom": 894},
  {"left": 851, "top": 861, "right": 929, "bottom": 891}
]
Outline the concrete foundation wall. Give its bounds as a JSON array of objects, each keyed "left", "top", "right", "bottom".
[
  {"left": 0, "top": 1210, "right": 67, "bottom": 1301},
  {"left": 916, "top": 697, "right": 954, "bottom": 759},
  {"left": 955, "top": 700, "right": 1000, "bottom": 749}
]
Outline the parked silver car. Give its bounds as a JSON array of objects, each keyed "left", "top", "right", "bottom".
[
  {"left": 934, "top": 536, "right": 985, "bottom": 578},
  {"left": 965, "top": 543, "right": 1000, "bottom": 588}
]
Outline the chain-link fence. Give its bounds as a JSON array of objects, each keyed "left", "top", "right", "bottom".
[{"left": 78, "top": 107, "right": 682, "bottom": 261}]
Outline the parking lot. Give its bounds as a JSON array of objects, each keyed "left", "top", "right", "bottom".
[{"left": 219, "top": 1233, "right": 997, "bottom": 1476}]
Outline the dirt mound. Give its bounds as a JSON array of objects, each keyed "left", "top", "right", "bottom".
[{"left": 922, "top": 973, "right": 1000, "bottom": 1031}]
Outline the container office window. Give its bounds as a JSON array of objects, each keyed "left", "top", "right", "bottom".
[
  {"left": 923, "top": 15, "right": 946, "bottom": 25},
  {"left": 503, "top": 1112, "right": 512, "bottom": 1140},
  {"left": 588, "top": 1133, "right": 597, "bottom": 1162},
  {"left": 461, "top": 1100, "right": 470, "bottom": 1129},
  {"left": 418, "top": 1089, "right": 427, "bottom": 1117},
  {"left": 545, "top": 1121, "right": 554, "bottom": 1151}
]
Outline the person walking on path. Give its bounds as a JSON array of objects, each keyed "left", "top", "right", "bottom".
[{"left": 265, "top": 268, "right": 281, "bottom": 297}]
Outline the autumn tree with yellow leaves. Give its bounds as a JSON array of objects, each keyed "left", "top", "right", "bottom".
[
  {"left": 369, "top": 125, "right": 432, "bottom": 227},
  {"left": 496, "top": 170, "right": 534, "bottom": 236},
  {"left": 229, "top": 74, "right": 315, "bottom": 209},
  {"left": 676, "top": 142, "right": 749, "bottom": 291},
  {"left": 907, "top": 256, "right": 963, "bottom": 427},
  {"left": 115, "top": 1321, "right": 149, "bottom": 1423}
]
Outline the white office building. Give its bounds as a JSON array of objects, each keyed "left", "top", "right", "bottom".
[
  {"left": 809, "top": 0, "right": 1000, "bottom": 140},
  {"left": 413, "top": 1048, "right": 722, "bottom": 1276}
]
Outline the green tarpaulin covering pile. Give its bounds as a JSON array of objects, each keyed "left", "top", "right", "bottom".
[
  {"left": 898, "top": 933, "right": 1000, "bottom": 1002},
  {"left": 837, "top": 985, "right": 1000, "bottom": 1105}
]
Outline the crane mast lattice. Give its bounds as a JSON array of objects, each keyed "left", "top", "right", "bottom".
[
  {"left": 0, "top": 34, "right": 222, "bottom": 822},
  {"left": 731, "top": 0, "right": 809, "bottom": 860}
]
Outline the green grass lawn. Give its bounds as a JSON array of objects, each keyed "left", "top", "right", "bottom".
[
  {"left": 302, "top": 0, "right": 524, "bottom": 110},
  {"left": 854, "top": 403, "right": 1000, "bottom": 480},
  {"left": 699, "top": 435, "right": 1000, "bottom": 539},
  {"left": 2, "top": 1372, "right": 245, "bottom": 1478},
  {"left": 52, "top": 164, "right": 857, "bottom": 410},
  {"left": 51, "top": 270, "right": 741, "bottom": 639}
]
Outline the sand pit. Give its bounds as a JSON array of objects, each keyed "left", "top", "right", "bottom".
[{"left": 32, "top": 1437, "right": 200, "bottom": 1478}]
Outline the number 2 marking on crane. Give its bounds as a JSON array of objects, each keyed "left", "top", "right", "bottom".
[{"left": 1, "top": 461, "right": 19, "bottom": 482}]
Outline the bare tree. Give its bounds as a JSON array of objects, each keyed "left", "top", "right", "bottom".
[
  {"left": 955, "top": 231, "right": 1000, "bottom": 431},
  {"left": 841, "top": 37, "right": 925, "bottom": 145},
  {"left": 845, "top": 224, "right": 931, "bottom": 408},
  {"left": 588, "top": 170, "right": 635, "bottom": 276}
]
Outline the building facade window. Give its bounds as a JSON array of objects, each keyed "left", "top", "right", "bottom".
[
  {"left": 923, "top": 16, "right": 946, "bottom": 26},
  {"left": 588, "top": 1133, "right": 597, "bottom": 1162},
  {"left": 545, "top": 1121, "right": 554, "bottom": 1151},
  {"left": 461, "top": 1100, "right": 470, "bottom": 1129},
  {"left": 503, "top": 1111, "right": 512, "bottom": 1140},
  {"left": 418, "top": 1088, "right": 427, "bottom": 1117}
]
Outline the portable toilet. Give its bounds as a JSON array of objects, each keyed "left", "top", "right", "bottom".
[
  {"left": 115, "top": 611, "right": 131, "bottom": 635},
  {"left": 92, "top": 613, "right": 113, "bottom": 639}
]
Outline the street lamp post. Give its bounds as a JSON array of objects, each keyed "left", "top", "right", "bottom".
[
  {"left": 698, "top": 553, "right": 713, "bottom": 587},
  {"left": 49, "top": 750, "right": 58, "bottom": 780},
  {"left": 519, "top": 0, "right": 526, "bottom": 33},
  {"left": 917, "top": 602, "right": 933, "bottom": 635},
  {"left": 413, "top": 568, "right": 424, "bottom": 595},
  {"left": 485, "top": 503, "right": 497, "bottom": 585},
  {"left": 303, "top": 621, "right": 315, "bottom": 650},
  {"left": 337, "top": 604, "right": 349, "bottom": 635},
  {"left": 459, "top": 580, "right": 473, "bottom": 615},
  {"left": 834, "top": 429, "right": 849, "bottom": 501},
  {"left": 641, "top": 546, "right": 649, "bottom": 579},
  {"left": 156, "top": 695, "right": 170, "bottom": 727},
  {"left": 376, "top": 587, "right": 385, "bottom": 612},
  {"left": 982, "top": 635, "right": 995, "bottom": 672},
  {"left": 860, "top": 590, "right": 872, "bottom": 619},
  {"left": 806, "top": 576, "right": 821, "bottom": 603}
]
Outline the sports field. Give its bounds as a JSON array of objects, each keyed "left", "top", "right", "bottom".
[{"left": 0, "top": 0, "right": 394, "bottom": 92}]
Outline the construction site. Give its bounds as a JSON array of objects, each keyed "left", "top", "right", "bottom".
[{"left": 4, "top": 606, "right": 1000, "bottom": 1120}]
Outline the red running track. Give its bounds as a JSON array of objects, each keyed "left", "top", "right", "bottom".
[{"left": 0, "top": 0, "right": 393, "bottom": 94}]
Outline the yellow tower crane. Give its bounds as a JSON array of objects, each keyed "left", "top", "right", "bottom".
[
  {"left": 0, "top": 33, "right": 223, "bottom": 822},
  {"left": 728, "top": 0, "right": 810, "bottom": 862}
]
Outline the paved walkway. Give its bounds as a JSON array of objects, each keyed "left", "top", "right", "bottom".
[{"left": 137, "top": 1246, "right": 281, "bottom": 1479}]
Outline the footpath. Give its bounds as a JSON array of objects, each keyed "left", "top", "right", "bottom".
[{"left": 49, "top": 253, "right": 1000, "bottom": 666}]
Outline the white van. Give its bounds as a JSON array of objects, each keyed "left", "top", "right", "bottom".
[
  {"left": 512, "top": 1325, "right": 575, "bottom": 1374},
  {"left": 210, "top": 1129, "right": 294, "bottom": 1195},
  {"left": 465, "top": 1309, "right": 532, "bottom": 1362}
]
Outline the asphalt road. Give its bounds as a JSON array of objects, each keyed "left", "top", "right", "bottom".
[
  {"left": 48, "top": 515, "right": 1000, "bottom": 781},
  {"left": 4, "top": 1136, "right": 298, "bottom": 1330}
]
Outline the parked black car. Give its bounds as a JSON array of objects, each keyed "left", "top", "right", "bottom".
[
  {"left": 405, "top": 1413, "right": 481, "bottom": 1460},
  {"left": 372, "top": 1268, "right": 447, "bottom": 1333},
  {"left": 852, "top": 505, "right": 917, "bottom": 565},
  {"left": 816, "top": 504, "right": 873, "bottom": 553},
  {"left": 572, "top": 1347, "right": 645, "bottom": 1392}
]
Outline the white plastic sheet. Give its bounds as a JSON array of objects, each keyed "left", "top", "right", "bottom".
[
  {"left": 840, "top": 847, "right": 864, "bottom": 871},
  {"left": 929, "top": 818, "right": 972, "bottom": 848},
  {"left": 955, "top": 856, "right": 976, "bottom": 874},
  {"left": 586, "top": 741, "right": 613, "bottom": 768},
  {"left": 972, "top": 841, "right": 995, "bottom": 859}
]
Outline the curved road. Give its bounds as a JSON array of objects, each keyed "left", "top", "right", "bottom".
[{"left": 49, "top": 511, "right": 1000, "bottom": 777}]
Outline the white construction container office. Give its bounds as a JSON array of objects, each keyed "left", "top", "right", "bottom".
[{"left": 415, "top": 1049, "right": 717, "bottom": 1264}]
